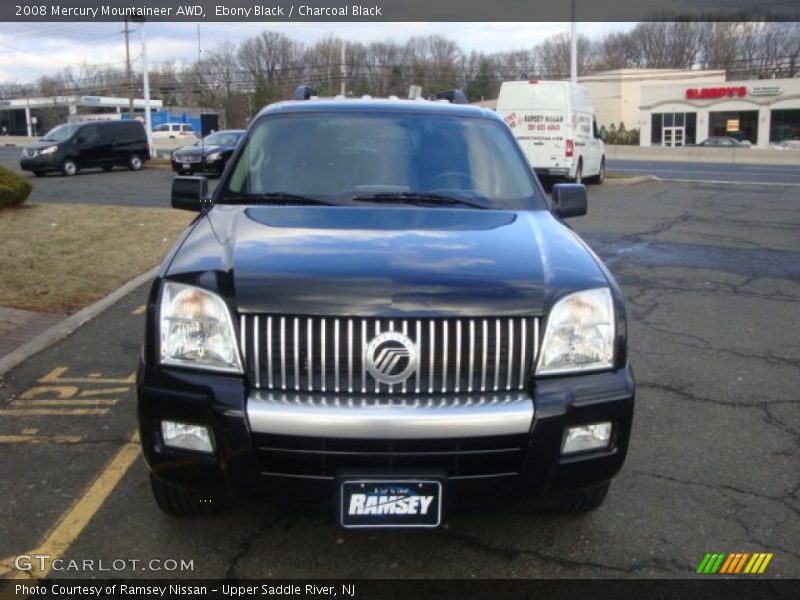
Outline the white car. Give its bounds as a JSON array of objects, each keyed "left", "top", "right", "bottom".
[
  {"left": 497, "top": 80, "right": 606, "bottom": 184},
  {"left": 151, "top": 123, "right": 196, "bottom": 140}
]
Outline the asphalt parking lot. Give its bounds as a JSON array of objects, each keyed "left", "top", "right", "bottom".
[{"left": 0, "top": 175, "right": 798, "bottom": 580}]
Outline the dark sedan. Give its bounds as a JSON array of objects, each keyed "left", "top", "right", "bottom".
[
  {"left": 171, "top": 130, "right": 245, "bottom": 177},
  {"left": 690, "top": 136, "right": 752, "bottom": 148}
]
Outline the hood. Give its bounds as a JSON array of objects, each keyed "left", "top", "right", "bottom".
[
  {"left": 173, "top": 144, "right": 222, "bottom": 157},
  {"left": 166, "top": 205, "right": 608, "bottom": 317},
  {"left": 25, "top": 140, "right": 65, "bottom": 150}
]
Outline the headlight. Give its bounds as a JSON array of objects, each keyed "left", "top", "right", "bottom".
[
  {"left": 536, "top": 288, "right": 614, "bottom": 375},
  {"left": 40, "top": 145, "right": 58, "bottom": 155},
  {"left": 159, "top": 281, "right": 243, "bottom": 373},
  {"left": 206, "top": 152, "right": 221, "bottom": 161}
]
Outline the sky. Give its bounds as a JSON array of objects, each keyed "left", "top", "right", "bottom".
[{"left": 0, "top": 22, "right": 633, "bottom": 85}]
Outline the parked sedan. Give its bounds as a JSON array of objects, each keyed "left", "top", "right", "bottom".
[
  {"left": 691, "top": 136, "right": 752, "bottom": 148},
  {"left": 171, "top": 130, "right": 245, "bottom": 177}
]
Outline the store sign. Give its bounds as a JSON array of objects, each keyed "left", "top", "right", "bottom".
[
  {"left": 686, "top": 86, "right": 747, "bottom": 100},
  {"left": 750, "top": 85, "right": 781, "bottom": 96}
]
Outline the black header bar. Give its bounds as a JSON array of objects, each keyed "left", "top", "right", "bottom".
[
  {"left": 3, "top": 579, "right": 800, "bottom": 600},
  {"left": 2, "top": 0, "right": 800, "bottom": 22}
]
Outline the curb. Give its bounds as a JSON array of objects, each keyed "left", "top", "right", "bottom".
[
  {"left": 604, "top": 175, "right": 657, "bottom": 186},
  {"left": 0, "top": 267, "right": 157, "bottom": 378}
]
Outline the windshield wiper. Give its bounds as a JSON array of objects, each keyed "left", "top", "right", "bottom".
[
  {"left": 351, "top": 192, "right": 488, "bottom": 210},
  {"left": 225, "top": 192, "right": 334, "bottom": 206}
]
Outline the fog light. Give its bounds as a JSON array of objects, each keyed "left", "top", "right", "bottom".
[
  {"left": 161, "top": 420, "right": 214, "bottom": 453},
  {"left": 562, "top": 422, "right": 612, "bottom": 454}
]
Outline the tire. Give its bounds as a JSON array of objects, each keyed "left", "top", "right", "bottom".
[
  {"left": 573, "top": 160, "right": 583, "bottom": 184},
  {"left": 128, "top": 153, "right": 143, "bottom": 171},
  {"left": 587, "top": 157, "right": 605, "bottom": 185},
  {"left": 554, "top": 483, "right": 609, "bottom": 515},
  {"left": 61, "top": 158, "right": 78, "bottom": 177},
  {"left": 33, "top": 170, "right": 46, "bottom": 177},
  {"left": 149, "top": 473, "right": 220, "bottom": 516},
  {"left": 102, "top": 165, "right": 113, "bottom": 172}
]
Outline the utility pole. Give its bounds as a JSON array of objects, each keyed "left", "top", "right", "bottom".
[
  {"left": 124, "top": 17, "right": 133, "bottom": 116},
  {"left": 340, "top": 39, "right": 346, "bottom": 96},
  {"left": 137, "top": 19, "right": 153, "bottom": 155},
  {"left": 570, "top": 0, "right": 577, "bottom": 83}
]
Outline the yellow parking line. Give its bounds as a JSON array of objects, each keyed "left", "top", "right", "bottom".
[
  {"left": 13, "top": 399, "right": 119, "bottom": 406},
  {"left": 0, "top": 408, "right": 109, "bottom": 416},
  {"left": 0, "top": 435, "right": 82, "bottom": 444},
  {"left": 38, "top": 367, "right": 135, "bottom": 385},
  {"left": 3, "top": 430, "right": 141, "bottom": 580},
  {"left": 79, "top": 388, "right": 130, "bottom": 397},
  {"left": 131, "top": 304, "right": 146, "bottom": 315}
]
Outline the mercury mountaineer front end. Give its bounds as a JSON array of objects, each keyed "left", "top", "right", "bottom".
[{"left": 137, "top": 94, "right": 634, "bottom": 526}]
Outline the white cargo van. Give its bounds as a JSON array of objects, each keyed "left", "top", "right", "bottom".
[{"left": 497, "top": 80, "right": 605, "bottom": 184}]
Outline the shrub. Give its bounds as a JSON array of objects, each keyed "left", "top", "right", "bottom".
[
  {"left": 0, "top": 165, "right": 32, "bottom": 209},
  {"left": 603, "top": 122, "right": 641, "bottom": 146}
]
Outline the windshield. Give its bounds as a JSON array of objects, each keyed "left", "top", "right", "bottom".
[
  {"left": 41, "top": 123, "right": 80, "bottom": 142},
  {"left": 223, "top": 112, "right": 544, "bottom": 210},
  {"left": 201, "top": 131, "right": 242, "bottom": 146}
]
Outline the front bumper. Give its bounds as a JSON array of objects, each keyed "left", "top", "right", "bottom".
[
  {"left": 20, "top": 154, "right": 60, "bottom": 172},
  {"left": 171, "top": 159, "right": 223, "bottom": 174},
  {"left": 137, "top": 364, "right": 634, "bottom": 508}
]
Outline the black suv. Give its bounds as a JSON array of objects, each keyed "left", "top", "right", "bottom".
[
  {"left": 137, "top": 89, "right": 634, "bottom": 526},
  {"left": 20, "top": 120, "right": 149, "bottom": 176}
]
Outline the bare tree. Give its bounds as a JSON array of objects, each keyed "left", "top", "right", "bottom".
[
  {"left": 536, "top": 32, "right": 593, "bottom": 78},
  {"left": 627, "top": 21, "right": 702, "bottom": 69},
  {"left": 238, "top": 31, "right": 303, "bottom": 102}
]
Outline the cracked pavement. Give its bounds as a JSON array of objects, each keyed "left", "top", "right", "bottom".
[{"left": 0, "top": 180, "right": 797, "bottom": 579}]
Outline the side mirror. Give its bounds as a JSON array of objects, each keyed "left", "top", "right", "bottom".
[
  {"left": 172, "top": 176, "right": 210, "bottom": 212},
  {"left": 551, "top": 183, "right": 587, "bottom": 218}
]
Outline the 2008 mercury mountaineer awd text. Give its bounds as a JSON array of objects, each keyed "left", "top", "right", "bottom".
[{"left": 137, "top": 87, "right": 635, "bottom": 527}]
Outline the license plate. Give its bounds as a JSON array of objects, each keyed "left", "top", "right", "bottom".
[
  {"left": 182, "top": 163, "right": 191, "bottom": 170},
  {"left": 339, "top": 479, "right": 442, "bottom": 529}
]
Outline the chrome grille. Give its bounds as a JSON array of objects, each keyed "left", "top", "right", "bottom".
[
  {"left": 174, "top": 154, "right": 202, "bottom": 163},
  {"left": 240, "top": 316, "right": 538, "bottom": 394}
]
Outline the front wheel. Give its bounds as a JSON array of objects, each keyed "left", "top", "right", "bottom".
[
  {"left": 554, "top": 483, "right": 610, "bottom": 515},
  {"left": 61, "top": 159, "right": 78, "bottom": 177},
  {"left": 149, "top": 473, "right": 221, "bottom": 516},
  {"left": 128, "top": 154, "right": 143, "bottom": 171}
]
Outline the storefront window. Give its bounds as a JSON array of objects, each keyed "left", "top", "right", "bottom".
[
  {"left": 769, "top": 109, "right": 800, "bottom": 145},
  {"left": 686, "top": 113, "right": 696, "bottom": 145},
  {"left": 651, "top": 114, "right": 662, "bottom": 145},
  {"left": 709, "top": 111, "right": 758, "bottom": 144},
  {"left": 651, "top": 112, "right": 697, "bottom": 146}
]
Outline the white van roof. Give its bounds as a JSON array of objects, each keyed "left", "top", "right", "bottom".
[{"left": 498, "top": 80, "right": 594, "bottom": 111}]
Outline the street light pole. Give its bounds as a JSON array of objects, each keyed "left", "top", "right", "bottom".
[
  {"left": 124, "top": 17, "right": 133, "bottom": 117},
  {"left": 570, "top": 0, "right": 578, "bottom": 83},
  {"left": 138, "top": 19, "right": 153, "bottom": 156}
]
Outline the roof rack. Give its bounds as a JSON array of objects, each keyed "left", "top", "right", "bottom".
[
  {"left": 291, "top": 85, "right": 318, "bottom": 101},
  {"left": 288, "top": 84, "right": 470, "bottom": 105},
  {"left": 435, "top": 89, "right": 469, "bottom": 104}
]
